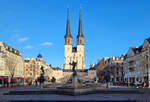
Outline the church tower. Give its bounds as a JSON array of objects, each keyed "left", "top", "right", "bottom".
[
  {"left": 64, "top": 8, "right": 85, "bottom": 70},
  {"left": 76, "top": 8, "right": 84, "bottom": 70},
  {"left": 64, "top": 8, "right": 73, "bottom": 69}
]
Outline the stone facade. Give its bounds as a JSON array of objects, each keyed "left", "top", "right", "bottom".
[
  {"left": 96, "top": 56, "right": 124, "bottom": 84},
  {"left": 0, "top": 42, "right": 23, "bottom": 79},
  {"left": 23, "top": 54, "right": 53, "bottom": 82},
  {"left": 51, "top": 68, "right": 64, "bottom": 83},
  {"left": 123, "top": 38, "right": 150, "bottom": 86}
]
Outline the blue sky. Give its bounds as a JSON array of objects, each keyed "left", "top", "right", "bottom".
[{"left": 0, "top": 0, "right": 150, "bottom": 68}]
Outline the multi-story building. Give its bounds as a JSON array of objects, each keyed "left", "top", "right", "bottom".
[
  {"left": 104, "top": 56, "right": 124, "bottom": 84},
  {"left": 0, "top": 42, "right": 24, "bottom": 83},
  {"left": 23, "top": 54, "right": 53, "bottom": 82},
  {"left": 123, "top": 37, "right": 150, "bottom": 87}
]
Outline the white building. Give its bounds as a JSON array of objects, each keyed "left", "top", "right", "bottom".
[
  {"left": 0, "top": 42, "right": 24, "bottom": 81},
  {"left": 123, "top": 37, "right": 150, "bottom": 87}
]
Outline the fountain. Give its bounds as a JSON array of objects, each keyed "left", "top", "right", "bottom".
[{"left": 56, "top": 61, "right": 96, "bottom": 95}]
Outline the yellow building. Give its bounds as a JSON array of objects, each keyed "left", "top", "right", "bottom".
[{"left": 23, "top": 54, "right": 53, "bottom": 82}]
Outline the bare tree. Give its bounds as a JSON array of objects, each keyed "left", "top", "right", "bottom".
[{"left": 5, "top": 56, "right": 18, "bottom": 79}]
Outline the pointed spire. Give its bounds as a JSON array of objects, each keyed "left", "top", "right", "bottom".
[
  {"left": 65, "top": 7, "right": 72, "bottom": 37},
  {"left": 78, "top": 8, "right": 83, "bottom": 37}
]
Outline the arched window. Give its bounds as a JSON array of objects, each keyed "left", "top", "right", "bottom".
[
  {"left": 67, "top": 40, "right": 70, "bottom": 44},
  {"left": 80, "top": 40, "right": 82, "bottom": 44}
]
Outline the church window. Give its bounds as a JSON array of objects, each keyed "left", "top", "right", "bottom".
[
  {"left": 80, "top": 40, "right": 82, "bottom": 44},
  {"left": 67, "top": 40, "right": 70, "bottom": 44}
]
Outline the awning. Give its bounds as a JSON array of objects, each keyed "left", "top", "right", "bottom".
[{"left": 11, "top": 78, "right": 17, "bottom": 80}]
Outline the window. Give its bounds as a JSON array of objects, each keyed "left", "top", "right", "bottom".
[
  {"left": 67, "top": 40, "right": 70, "bottom": 44},
  {"left": 80, "top": 40, "right": 82, "bottom": 44}
]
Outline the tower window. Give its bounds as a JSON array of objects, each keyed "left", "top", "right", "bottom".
[
  {"left": 67, "top": 40, "right": 69, "bottom": 44},
  {"left": 80, "top": 40, "right": 82, "bottom": 44}
]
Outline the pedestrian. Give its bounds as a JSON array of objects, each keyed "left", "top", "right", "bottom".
[
  {"left": 35, "top": 80, "right": 38, "bottom": 86},
  {"left": 29, "top": 80, "right": 32, "bottom": 86},
  {"left": 3, "top": 79, "right": 6, "bottom": 87},
  {"left": 143, "top": 81, "right": 146, "bottom": 88},
  {"left": 6, "top": 80, "right": 9, "bottom": 87}
]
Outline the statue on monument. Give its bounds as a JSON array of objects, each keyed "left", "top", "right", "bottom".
[
  {"left": 69, "top": 61, "right": 77, "bottom": 77},
  {"left": 38, "top": 66, "right": 45, "bottom": 85}
]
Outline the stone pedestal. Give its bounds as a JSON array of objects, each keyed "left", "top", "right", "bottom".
[{"left": 72, "top": 76, "right": 78, "bottom": 88}]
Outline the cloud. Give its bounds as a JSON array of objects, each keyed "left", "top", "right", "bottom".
[
  {"left": 24, "top": 45, "right": 33, "bottom": 49},
  {"left": 18, "top": 37, "right": 29, "bottom": 42},
  {"left": 40, "top": 42, "right": 53, "bottom": 46}
]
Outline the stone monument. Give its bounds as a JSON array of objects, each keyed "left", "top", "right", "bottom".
[{"left": 69, "top": 61, "right": 78, "bottom": 87}]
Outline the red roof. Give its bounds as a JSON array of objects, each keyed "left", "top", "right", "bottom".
[
  {"left": 130, "top": 46, "right": 136, "bottom": 49},
  {"left": 130, "top": 45, "right": 143, "bottom": 54}
]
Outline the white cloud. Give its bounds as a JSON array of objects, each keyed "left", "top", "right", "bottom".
[
  {"left": 40, "top": 42, "right": 53, "bottom": 46},
  {"left": 24, "top": 45, "right": 33, "bottom": 49},
  {"left": 18, "top": 37, "right": 29, "bottom": 42}
]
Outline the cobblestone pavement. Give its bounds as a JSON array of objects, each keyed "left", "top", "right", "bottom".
[
  {"left": 0, "top": 86, "right": 150, "bottom": 101},
  {"left": 0, "top": 86, "right": 40, "bottom": 101}
]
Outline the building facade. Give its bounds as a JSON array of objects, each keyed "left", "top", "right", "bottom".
[
  {"left": 96, "top": 56, "right": 124, "bottom": 84},
  {"left": 0, "top": 42, "right": 24, "bottom": 82},
  {"left": 105, "top": 56, "right": 124, "bottom": 84},
  {"left": 23, "top": 54, "right": 53, "bottom": 82},
  {"left": 123, "top": 38, "right": 150, "bottom": 87},
  {"left": 64, "top": 8, "right": 85, "bottom": 70},
  {"left": 95, "top": 57, "right": 108, "bottom": 82}
]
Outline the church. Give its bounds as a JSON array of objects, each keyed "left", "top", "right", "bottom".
[
  {"left": 51, "top": 8, "right": 97, "bottom": 83},
  {"left": 64, "top": 8, "right": 85, "bottom": 70}
]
